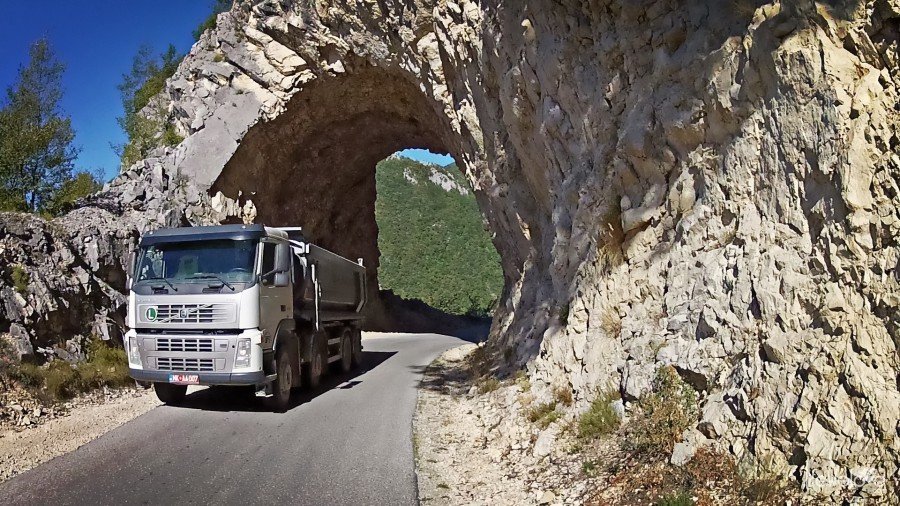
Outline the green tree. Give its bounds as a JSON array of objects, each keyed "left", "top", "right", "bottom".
[
  {"left": 43, "top": 169, "right": 104, "bottom": 217},
  {"left": 115, "top": 44, "right": 182, "bottom": 168},
  {"left": 0, "top": 39, "right": 78, "bottom": 212},
  {"left": 193, "top": 0, "right": 233, "bottom": 40}
]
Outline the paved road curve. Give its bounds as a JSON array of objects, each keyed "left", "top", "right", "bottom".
[{"left": 0, "top": 333, "right": 467, "bottom": 505}]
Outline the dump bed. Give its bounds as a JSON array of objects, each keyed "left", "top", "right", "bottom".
[{"left": 279, "top": 228, "right": 366, "bottom": 323}]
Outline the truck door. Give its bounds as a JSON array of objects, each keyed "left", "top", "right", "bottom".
[{"left": 258, "top": 241, "right": 292, "bottom": 343}]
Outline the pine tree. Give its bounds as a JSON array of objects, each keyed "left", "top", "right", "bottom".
[{"left": 0, "top": 39, "right": 78, "bottom": 212}]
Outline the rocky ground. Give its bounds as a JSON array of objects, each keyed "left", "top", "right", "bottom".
[
  {"left": 415, "top": 345, "right": 814, "bottom": 506},
  {"left": 0, "top": 386, "right": 158, "bottom": 482}
]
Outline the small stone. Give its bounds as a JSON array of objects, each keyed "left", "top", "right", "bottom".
[{"left": 538, "top": 490, "right": 556, "bottom": 504}]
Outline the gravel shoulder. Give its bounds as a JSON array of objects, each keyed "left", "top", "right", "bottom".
[
  {"left": 0, "top": 388, "right": 159, "bottom": 482},
  {"left": 414, "top": 345, "right": 606, "bottom": 505}
]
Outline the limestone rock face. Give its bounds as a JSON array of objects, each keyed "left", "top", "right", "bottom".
[{"left": 0, "top": 0, "right": 898, "bottom": 499}]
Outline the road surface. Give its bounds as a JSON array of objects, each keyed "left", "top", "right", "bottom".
[{"left": 0, "top": 333, "right": 468, "bottom": 505}]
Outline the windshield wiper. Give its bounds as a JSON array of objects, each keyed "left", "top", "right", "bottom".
[
  {"left": 189, "top": 273, "right": 236, "bottom": 291},
  {"left": 144, "top": 277, "right": 178, "bottom": 292}
]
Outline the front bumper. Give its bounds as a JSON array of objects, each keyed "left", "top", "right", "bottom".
[{"left": 129, "top": 368, "right": 267, "bottom": 385}]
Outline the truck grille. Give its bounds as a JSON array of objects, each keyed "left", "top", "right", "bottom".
[
  {"left": 156, "top": 357, "right": 215, "bottom": 372},
  {"left": 156, "top": 337, "right": 214, "bottom": 352},
  {"left": 149, "top": 303, "right": 233, "bottom": 324}
]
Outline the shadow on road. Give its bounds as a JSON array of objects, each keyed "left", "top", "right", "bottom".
[{"left": 171, "top": 350, "right": 396, "bottom": 413}]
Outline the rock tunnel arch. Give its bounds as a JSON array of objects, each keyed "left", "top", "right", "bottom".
[{"left": 209, "top": 63, "right": 500, "bottom": 330}]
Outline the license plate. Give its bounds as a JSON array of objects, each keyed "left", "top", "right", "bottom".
[{"left": 168, "top": 374, "right": 199, "bottom": 385}]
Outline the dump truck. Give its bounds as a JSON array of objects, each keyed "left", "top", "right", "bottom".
[{"left": 125, "top": 224, "right": 366, "bottom": 409}]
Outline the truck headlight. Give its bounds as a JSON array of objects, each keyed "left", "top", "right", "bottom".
[
  {"left": 235, "top": 339, "right": 251, "bottom": 368},
  {"left": 127, "top": 335, "right": 141, "bottom": 366}
]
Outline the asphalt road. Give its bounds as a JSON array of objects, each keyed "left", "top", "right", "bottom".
[{"left": 0, "top": 333, "right": 468, "bottom": 505}]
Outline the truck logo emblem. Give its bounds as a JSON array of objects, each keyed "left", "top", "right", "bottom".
[
  {"left": 180, "top": 308, "right": 191, "bottom": 319},
  {"left": 146, "top": 307, "right": 158, "bottom": 321}
]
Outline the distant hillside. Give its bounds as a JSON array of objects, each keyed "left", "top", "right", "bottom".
[{"left": 375, "top": 156, "right": 503, "bottom": 317}]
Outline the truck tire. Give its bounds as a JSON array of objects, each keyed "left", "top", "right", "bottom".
[
  {"left": 304, "top": 333, "right": 325, "bottom": 389},
  {"left": 351, "top": 328, "right": 363, "bottom": 367},
  {"left": 154, "top": 383, "right": 187, "bottom": 405},
  {"left": 338, "top": 328, "right": 353, "bottom": 373},
  {"left": 267, "top": 345, "right": 293, "bottom": 411}
]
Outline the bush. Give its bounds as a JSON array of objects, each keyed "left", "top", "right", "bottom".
[
  {"left": 578, "top": 389, "right": 621, "bottom": 439},
  {"left": 43, "top": 360, "right": 81, "bottom": 399},
  {"left": 554, "top": 385, "right": 573, "bottom": 407},
  {"left": 628, "top": 366, "right": 698, "bottom": 457},
  {"left": 476, "top": 376, "right": 501, "bottom": 394},
  {"left": 657, "top": 491, "right": 693, "bottom": 506},
  {"left": 4, "top": 338, "right": 131, "bottom": 402},
  {"left": 11, "top": 265, "right": 29, "bottom": 295},
  {"left": 527, "top": 401, "right": 560, "bottom": 429}
]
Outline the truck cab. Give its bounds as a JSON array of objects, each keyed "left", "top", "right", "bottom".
[{"left": 125, "top": 224, "right": 365, "bottom": 409}]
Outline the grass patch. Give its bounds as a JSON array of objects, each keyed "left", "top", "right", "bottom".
[
  {"left": 514, "top": 370, "right": 531, "bottom": 392},
  {"left": 476, "top": 376, "right": 501, "bottom": 394},
  {"left": 11, "top": 265, "right": 29, "bottom": 295},
  {"left": 578, "top": 389, "right": 621, "bottom": 439},
  {"left": 627, "top": 366, "right": 698, "bottom": 458},
  {"left": 553, "top": 385, "right": 573, "bottom": 407},
  {"left": 4, "top": 339, "right": 131, "bottom": 403},
  {"left": 597, "top": 202, "right": 625, "bottom": 273},
  {"left": 582, "top": 459, "right": 599, "bottom": 476},
  {"left": 600, "top": 306, "right": 622, "bottom": 338},
  {"left": 527, "top": 401, "right": 560, "bottom": 429},
  {"left": 656, "top": 491, "right": 693, "bottom": 506}
]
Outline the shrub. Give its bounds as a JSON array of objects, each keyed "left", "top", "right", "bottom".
[
  {"left": 5, "top": 338, "right": 131, "bottom": 402},
  {"left": 578, "top": 389, "right": 621, "bottom": 439},
  {"left": 527, "top": 401, "right": 560, "bottom": 429},
  {"left": 554, "top": 386, "right": 573, "bottom": 407},
  {"left": 657, "top": 491, "right": 693, "bottom": 506},
  {"left": 476, "top": 376, "right": 501, "bottom": 394},
  {"left": 514, "top": 370, "right": 531, "bottom": 392},
  {"left": 43, "top": 360, "right": 81, "bottom": 399},
  {"left": 13, "top": 362, "right": 44, "bottom": 388},
  {"left": 11, "top": 265, "right": 29, "bottom": 295},
  {"left": 600, "top": 306, "right": 622, "bottom": 338},
  {"left": 628, "top": 366, "right": 698, "bottom": 457}
]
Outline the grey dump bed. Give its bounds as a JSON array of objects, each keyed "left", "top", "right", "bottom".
[{"left": 281, "top": 228, "right": 366, "bottom": 323}]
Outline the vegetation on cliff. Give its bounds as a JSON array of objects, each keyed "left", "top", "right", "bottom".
[
  {"left": 375, "top": 156, "right": 503, "bottom": 317},
  {"left": 0, "top": 39, "right": 98, "bottom": 215}
]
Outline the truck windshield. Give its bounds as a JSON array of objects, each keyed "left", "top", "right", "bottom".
[{"left": 135, "top": 239, "right": 257, "bottom": 284}]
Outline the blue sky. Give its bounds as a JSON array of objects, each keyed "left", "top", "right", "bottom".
[{"left": 0, "top": 1, "right": 452, "bottom": 181}]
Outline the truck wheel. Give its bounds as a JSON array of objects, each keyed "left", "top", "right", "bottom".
[
  {"left": 351, "top": 328, "right": 363, "bottom": 367},
  {"left": 267, "top": 345, "right": 293, "bottom": 411},
  {"left": 338, "top": 328, "right": 353, "bottom": 373},
  {"left": 154, "top": 383, "right": 187, "bottom": 405},
  {"left": 304, "top": 333, "right": 325, "bottom": 389}
]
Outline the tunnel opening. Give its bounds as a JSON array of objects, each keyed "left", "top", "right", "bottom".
[
  {"left": 374, "top": 149, "right": 503, "bottom": 320},
  {"left": 210, "top": 64, "right": 503, "bottom": 333}
]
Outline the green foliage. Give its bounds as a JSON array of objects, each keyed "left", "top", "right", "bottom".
[
  {"left": 193, "top": 1, "right": 232, "bottom": 41},
  {"left": 578, "top": 389, "right": 621, "bottom": 439},
  {"left": 375, "top": 156, "right": 503, "bottom": 316},
  {"left": 628, "top": 366, "right": 699, "bottom": 457},
  {"left": 2, "top": 338, "right": 131, "bottom": 402},
  {"left": 656, "top": 491, "right": 694, "bottom": 506},
  {"left": 116, "top": 45, "right": 183, "bottom": 168},
  {"left": 43, "top": 170, "right": 103, "bottom": 216},
  {"left": 11, "top": 265, "right": 29, "bottom": 295},
  {"left": 0, "top": 38, "right": 79, "bottom": 212},
  {"left": 476, "top": 376, "right": 501, "bottom": 394},
  {"left": 526, "top": 401, "right": 560, "bottom": 429}
]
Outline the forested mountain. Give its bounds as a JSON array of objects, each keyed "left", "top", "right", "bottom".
[{"left": 375, "top": 156, "right": 502, "bottom": 317}]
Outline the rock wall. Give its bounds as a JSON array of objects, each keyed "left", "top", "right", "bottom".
[{"left": 0, "top": 0, "right": 897, "bottom": 499}]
